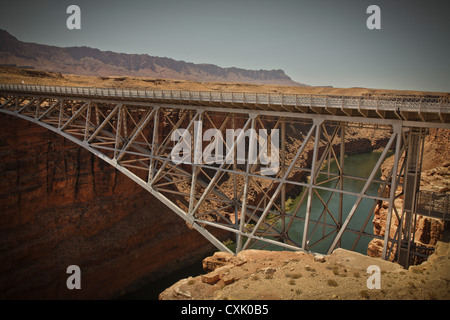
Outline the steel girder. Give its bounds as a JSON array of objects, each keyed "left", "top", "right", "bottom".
[{"left": 1, "top": 83, "right": 449, "bottom": 125}]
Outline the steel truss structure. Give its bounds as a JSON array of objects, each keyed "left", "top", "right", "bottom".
[{"left": 0, "top": 84, "right": 449, "bottom": 266}]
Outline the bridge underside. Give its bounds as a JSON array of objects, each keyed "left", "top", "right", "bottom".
[{"left": 0, "top": 88, "right": 448, "bottom": 267}]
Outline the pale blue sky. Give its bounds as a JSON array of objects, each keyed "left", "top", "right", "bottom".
[{"left": 0, "top": 0, "right": 448, "bottom": 92}]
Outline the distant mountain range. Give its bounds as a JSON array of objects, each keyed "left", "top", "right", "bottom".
[{"left": 0, "top": 29, "right": 306, "bottom": 86}]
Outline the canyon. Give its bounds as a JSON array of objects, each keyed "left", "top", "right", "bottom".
[{"left": 0, "top": 112, "right": 229, "bottom": 299}]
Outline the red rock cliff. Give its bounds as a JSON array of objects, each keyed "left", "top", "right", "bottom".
[
  {"left": 0, "top": 113, "right": 227, "bottom": 299},
  {"left": 368, "top": 128, "right": 449, "bottom": 261}
]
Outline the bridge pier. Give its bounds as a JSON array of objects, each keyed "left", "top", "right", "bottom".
[{"left": 397, "top": 128, "right": 426, "bottom": 268}]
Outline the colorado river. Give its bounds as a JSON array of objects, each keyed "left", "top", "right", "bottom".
[{"left": 260, "top": 151, "right": 388, "bottom": 255}]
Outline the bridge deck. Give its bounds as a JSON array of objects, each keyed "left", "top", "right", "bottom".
[{"left": 0, "top": 83, "right": 448, "bottom": 125}]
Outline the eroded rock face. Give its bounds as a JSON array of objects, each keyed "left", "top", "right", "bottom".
[
  {"left": 159, "top": 244, "right": 450, "bottom": 300},
  {"left": 0, "top": 114, "right": 226, "bottom": 299},
  {"left": 367, "top": 128, "right": 449, "bottom": 261}
]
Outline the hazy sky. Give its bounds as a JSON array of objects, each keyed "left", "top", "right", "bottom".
[{"left": 0, "top": 0, "right": 449, "bottom": 92}]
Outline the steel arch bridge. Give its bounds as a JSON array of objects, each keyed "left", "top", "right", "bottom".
[{"left": 1, "top": 83, "right": 449, "bottom": 266}]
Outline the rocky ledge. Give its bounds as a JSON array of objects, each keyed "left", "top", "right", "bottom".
[{"left": 159, "top": 241, "right": 450, "bottom": 300}]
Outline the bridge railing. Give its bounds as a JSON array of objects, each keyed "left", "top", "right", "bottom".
[
  {"left": 0, "top": 83, "right": 448, "bottom": 114},
  {"left": 416, "top": 190, "right": 449, "bottom": 221}
]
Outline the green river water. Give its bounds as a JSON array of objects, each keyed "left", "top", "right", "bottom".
[{"left": 258, "top": 151, "right": 387, "bottom": 254}]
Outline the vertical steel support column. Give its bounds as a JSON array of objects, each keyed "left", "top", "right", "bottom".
[
  {"left": 189, "top": 112, "right": 203, "bottom": 215},
  {"left": 237, "top": 116, "right": 256, "bottom": 253},
  {"left": 382, "top": 123, "right": 403, "bottom": 260},
  {"left": 83, "top": 102, "right": 91, "bottom": 141},
  {"left": 122, "top": 105, "right": 128, "bottom": 138},
  {"left": 148, "top": 107, "right": 159, "bottom": 182},
  {"left": 302, "top": 119, "right": 322, "bottom": 250},
  {"left": 397, "top": 128, "right": 424, "bottom": 267},
  {"left": 113, "top": 104, "right": 123, "bottom": 159},
  {"left": 232, "top": 114, "right": 239, "bottom": 245},
  {"left": 58, "top": 100, "right": 64, "bottom": 129},
  {"left": 95, "top": 104, "right": 100, "bottom": 128},
  {"left": 280, "top": 119, "right": 286, "bottom": 242},
  {"left": 338, "top": 123, "right": 345, "bottom": 248}
]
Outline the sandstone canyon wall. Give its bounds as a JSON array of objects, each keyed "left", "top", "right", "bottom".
[
  {"left": 0, "top": 113, "right": 227, "bottom": 299},
  {"left": 368, "top": 128, "right": 449, "bottom": 261}
]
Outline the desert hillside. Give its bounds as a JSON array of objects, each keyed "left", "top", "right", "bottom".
[{"left": 0, "top": 29, "right": 304, "bottom": 87}]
